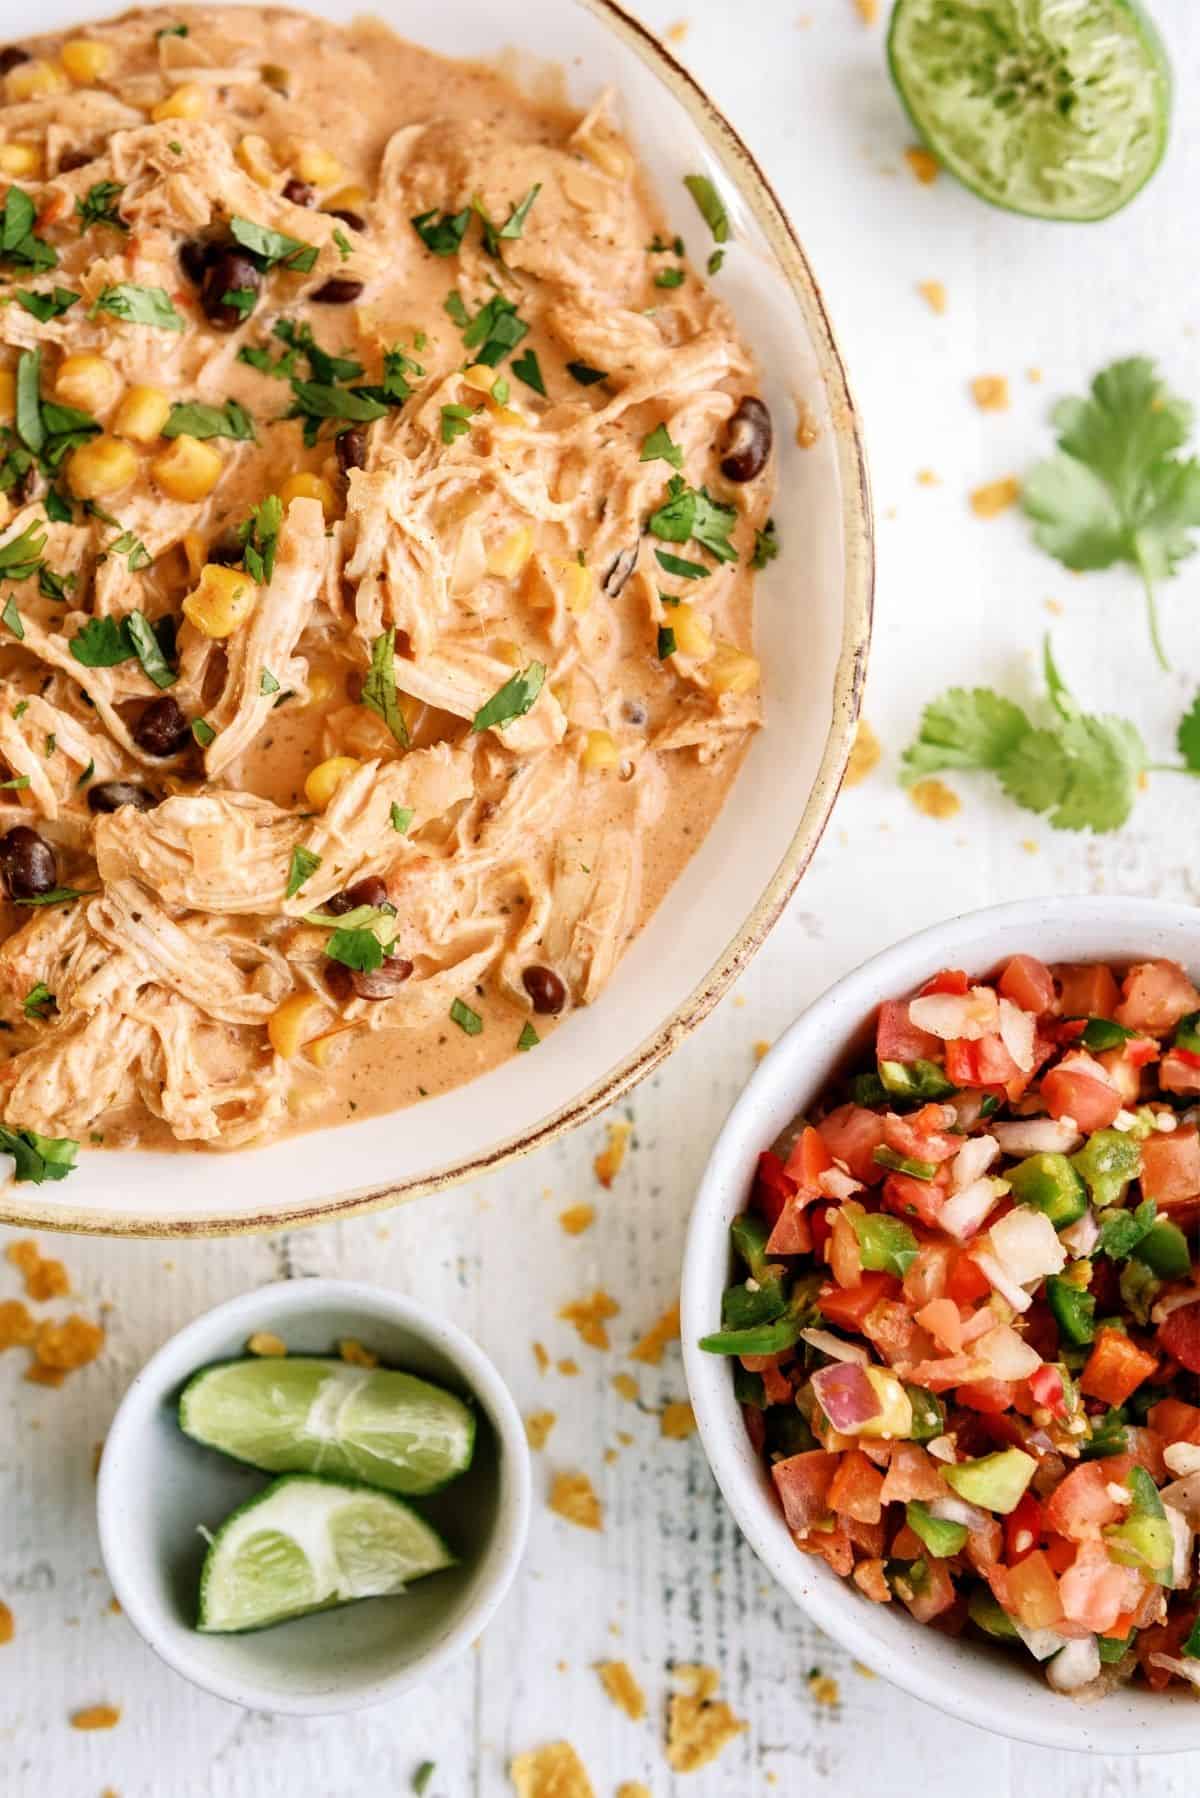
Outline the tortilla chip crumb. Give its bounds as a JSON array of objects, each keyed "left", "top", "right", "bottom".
[
  {"left": 0, "top": 1298, "right": 35, "bottom": 1350},
  {"left": 808, "top": 1672, "right": 840, "bottom": 1706},
  {"left": 559, "top": 1204, "right": 595, "bottom": 1236},
  {"left": 909, "top": 777, "right": 961, "bottom": 820},
  {"left": 559, "top": 1289, "right": 619, "bottom": 1350},
  {"left": 852, "top": 1660, "right": 876, "bottom": 1679},
  {"left": 915, "top": 469, "right": 940, "bottom": 487},
  {"left": 753, "top": 1040, "right": 771, "bottom": 1062},
  {"left": 916, "top": 280, "right": 946, "bottom": 314},
  {"left": 0, "top": 1601, "right": 13, "bottom": 1644},
  {"left": 91, "top": 1440, "right": 105, "bottom": 1479},
  {"left": 1045, "top": 597, "right": 1063, "bottom": 614},
  {"left": 616, "top": 1786, "right": 651, "bottom": 1798},
  {"left": 612, "top": 1372, "right": 639, "bottom": 1402},
  {"left": 29, "top": 1314, "right": 104, "bottom": 1382},
  {"left": 903, "top": 146, "right": 939, "bottom": 185},
  {"left": 660, "top": 1400, "right": 697, "bottom": 1440},
  {"left": 525, "top": 1410, "right": 557, "bottom": 1452},
  {"left": 666, "top": 1667, "right": 747, "bottom": 1772},
  {"left": 630, "top": 1301, "right": 680, "bottom": 1366},
  {"left": 843, "top": 718, "right": 881, "bottom": 787},
  {"left": 1027, "top": 367, "right": 1043, "bottom": 383},
  {"left": 594, "top": 1121, "right": 632, "bottom": 1188},
  {"left": 971, "top": 374, "right": 1009, "bottom": 412},
  {"left": 246, "top": 1331, "right": 287, "bottom": 1357},
  {"left": 853, "top": 0, "right": 879, "bottom": 21},
  {"left": 108, "top": 1596, "right": 121, "bottom": 1615},
  {"left": 617, "top": 1430, "right": 633, "bottom": 1446},
  {"left": 71, "top": 1705, "right": 121, "bottom": 1731},
  {"left": 970, "top": 475, "right": 1020, "bottom": 517},
  {"left": 664, "top": 18, "right": 689, "bottom": 42},
  {"left": 604, "top": 1447, "right": 618, "bottom": 1464},
  {"left": 557, "top": 1357, "right": 580, "bottom": 1376},
  {"left": 337, "top": 1338, "right": 378, "bottom": 1368},
  {"left": 596, "top": 1659, "right": 646, "bottom": 1721},
  {"left": 6, "top": 1239, "right": 69, "bottom": 1301},
  {"left": 533, "top": 1340, "right": 550, "bottom": 1374},
  {"left": 549, "top": 1470, "right": 602, "bottom": 1531},
  {"left": 510, "top": 1741, "right": 596, "bottom": 1798},
  {"left": 1021, "top": 838, "right": 1039, "bottom": 854},
  {"left": 795, "top": 403, "right": 820, "bottom": 449}
]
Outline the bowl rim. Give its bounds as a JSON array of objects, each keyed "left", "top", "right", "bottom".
[
  {"left": 96, "top": 1277, "right": 533, "bottom": 1714},
  {"left": 682, "top": 895, "right": 1200, "bottom": 1754},
  {"left": 7, "top": 0, "right": 873, "bottom": 1239}
]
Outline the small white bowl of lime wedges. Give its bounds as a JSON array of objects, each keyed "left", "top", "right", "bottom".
[{"left": 97, "top": 1279, "right": 531, "bottom": 1714}]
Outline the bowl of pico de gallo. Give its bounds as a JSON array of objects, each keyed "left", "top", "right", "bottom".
[{"left": 682, "top": 897, "right": 1200, "bottom": 1752}]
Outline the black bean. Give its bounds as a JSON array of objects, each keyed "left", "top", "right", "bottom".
[
  {"left": 0, "top": 826, "right": 56, "bottom": 900},
  {"left": 132, "top": 697, "right": 190, "bottom": 758},
  {"left": 0, "top": 47, "right": 30, "bottom": 77},
  {"left": 335, "top": 426, "right": 367, "bottom": 476},
  {"left": 325, "top": 875, "right": 389, "bottom": 916},
  {"left": 603, "top": 543, "right": 639, "bottom": 598},
  {"left": 328, "top": 208, "right": 365, "bottom": 233},
  {"left": 720, "top": 396, "right": 772, "bottom": 483},
  {"left": 310, "top": 277, "right": 363, "bottom": 305},
  {"left": 323, "top": 960, "right": 354, "bottom": 1003},
  {"left": 199, "top": 249, "right": 262, "bottom": 331},
  {"left": 351, "top": 957, "right": 413, "bottom": 1000},
  {"left": 523, "top": 965, "right": 566, "bottom": 1015},
  {"left": 207, "top": 533, "right": 244, "bottom": 567},
  {"left": 179, "top": 238, "right": 215, "bottom": 285},
  {"left": 87, "top": 782, "right": 160, "bottom": 814},
  {"left": 56, "top": 148, "right": 94, "bottom": 175},
  {"left": 282, "top": 177, "right": 316, "bottom": 207}
]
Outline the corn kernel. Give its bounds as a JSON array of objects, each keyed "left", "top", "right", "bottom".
[
  {"left": 279, "top": 470, "right": 337, "bottom": 520},
  {"left": 268, "top": 991, "right": 326, "bottom": 1059},
  {"left": 667, "top": 601, "right": 713, "bottom": 659},
  {"left": 151, "top": 434, "right": 223, "bottom": 502},
  {"left": 706, "top": 641, "right": 760, "bottom": 695},
  {"left": 113, "top": 383, "right": 171, "bottom": 444},
  {"left": 235, "top": 133, "right": 278, "bottom": 187},
  {"left": 0, "top": 144, "right": 42, "bottom": 178},
  {"left": 304, "top": 756, "right": 362, "bottom": 810},
  {"left": 487, "top": 525, "right": 533, "bottom": 579},
  {"left": 325, "top": 184, "right": 367, "bottom": 213},
  {"left": 66, "top": 436, "right": 137, "bottom": 500},
  {"left": 182, "top": 564, "right": 258, "bottom": 640},
  {"left": 292, "top": 144, "right": 342, "bottom": 187},
  {"left": 55, "top": 353, "right": 122, "bottom": 414},
  {"left": 247, "top": 1331, "right": 288, "bottom": 1357},
  {"left": 550, "top": 556, "right": 593, "bottom": 615},
  {"left": 582, "top": 729, "right": 619, "bottom": 771},
  {"left": 0, "top": 372, "right": 14, "bottom": 422},
  {"left": 307, "top": 1023, "right": 357, "bottom": 1066},
  {"left": 489, "top": 404, "right": 527, "bottom": 429},
  {"left": 151, "top": 81, "right": 208, "bottom": 122},
  {"left": 60, "top": 39, "right": 115, "bottom": 84},
  {"left": 180, "top": 531, "right": 205, "bottom": 583},
  {"left": 5, "top": 60, "right": 67, "bottom": 101},
  {"left": 462, "top": 363, "right": 498, "bottom": 394},
  {"left": 305, "top": 670, "right": 336, "bottom": 706},
  {"left": 579, "top": 132, "right": 633, "bottom": 181}
]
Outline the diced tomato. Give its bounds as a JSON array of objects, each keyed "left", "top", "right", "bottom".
[
  {"left": 809, "top": 1203, "right": 835, "bottom": 1257},
  {"left": 1161, "top": 1050, "right": 1200, "bottom": 1097},
  {"left": 862, "top": 1298, "right": 925, "bottom": 1366},
  {"left": 1080, "top": 1329, "right": 1160, "bottom": 1407},
  {"left": 844, "top": 1514, "right": 887, "bottom": 1557},
  {"left": 816, "top": 1272, "right": 898, "bottom": 1331},
  {"left": 852, "top": 1558, "right": 891, "bottom": 1604},
  {"left": 752, "top": 1149, "right": 796, "bottom": 1229},
  {"left": 999, "top": 955, "right": 1056, "bottom": 1016},
  {"left": 1042, "top": 1532, "right": 1079, "bottom": 1576},
  {"left": 765, "top": 1200, "right": 812, "bottom": 1256},
  {"left": 1042, "top": 1455, "right": 1134, "bottom": 1540},
  {"left": 783, "top": 1125, "right": 834, "bottom": 1195},
  {"left": 1003, "top": 1549, "right": 1063, "bottom": 1630},
  {"left": 1138, "top": 1605, "right": 1199, "bottom": 1691},
  {"left": 762, "top": 1363, "right": 793, "bottom": 1405},
  {"left": 1042, "top": 1054, "right": 1123, "bottom": 1132},
  {"left": 1124, "top": 1425, "right": 1167, "bottom": 1483},
  {"left": 879, "top": 1442, "right": 943, "bottom": 1505},
  {"left": 1054, "top": 961, "right": 1119, "bottom": 1018},
  {"left": 828, "top": 1208, "right": 863, "bottom": 1288},
  {"left": 771, "top": 1450, "right": 840, "bottom": 1532},
  {"left": 882, "top": 1169, "right": 948, "bottom": 1229},
  {"left": 890, "top": 1522, "right": 925, "bottom": 1560},
  {"left": 1028, "top": 1363, "right": 1068, "bottom": 1421},
  {"left": 1058, "top": 1541, "right": 1145, "bottom": 1635},
  {"left": 1115, "top": 959, "right": 1200, "bottom": 1035},
  {"left": 875, "top": 999, "right": 941, "bottom": 1065},
  {"left": 903, "top": 1558, "right": 957, "bottom": 1624},
  {"left": 919, "top": 968, "right": 970, "bottom": 997},
  {"left": 1005, "top": 1493, "right": 1043, "bottom": 1565},
  {"left": 1141, "top": 1127, "right": 1200, "bottom": 1209},
  {"left": 964, "top": 1516, "right": 1003, "bottom": 1574},
  {"left": 1159, "top": 1302, "right": 1200, "bottom": 1375},
  {"left": 828, "top": 1448, "right": 885, "bottom": 1524},
  {"left": 947, "top": 1250, "right": 992, "bottom": 1306},
  {"left": 1147, "top": 1397, "right": 1200, "bottom": 1446},
  {"left": 957, "top": 1379, "right": 1018, "bottom": 1416},
  {"left": 915, "top": 1295, "right": 963, "bottom": 1353},
  {"left": 903, "top": 1241, "right": 953, "bottom": 1311},
  {"left": 1096, "top": 1044, "right": 1149, "bottom": 1105},
  {"left": 797, "top": 1522, "right": 854, "bottom": 1577},
  {"left": 945, "top": 1035, "right": 1020, "bottom": 1089},
  {"left": 743, "top": 1404, "right": 766, "bottom": 1454},
  {"left": 883, "top": 1109, "right": 961, "bottom": 1164},
  {"left": 817, "top": 1104, "right": 888, "bottom": 1185}
]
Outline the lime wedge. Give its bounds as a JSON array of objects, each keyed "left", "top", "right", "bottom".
[
  {"left": 196, "top": 1473, "right": 455, "bottom": 1633},
  {"left": 178, "top": 1356, "right": 475, "bottom": 1495},
  {"left": 887, "top": 0, "right": 1170, "bottom": 221}
]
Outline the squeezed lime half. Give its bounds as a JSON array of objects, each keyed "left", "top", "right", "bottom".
[
  {"left": 178, "top": 1356, "right": 476, "bottom": 1495},
  {"left": 888, "top": 0, "right": 1170, "bottom": 221},
  {"left": 196, "top": 1473, "right": 455, "bottom": 1633}
]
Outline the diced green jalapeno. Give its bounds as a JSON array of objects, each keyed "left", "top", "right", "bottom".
[
  {"left": 1176, "top": 1011, "right": 1200, "bottom": 1056},
  {"left": 967, "top": 1586, "right": 1019, "bottom": 1640},
  {"left": 1105, "top": 1466, "right": 1173, "bottom": 1575},
  {"left": 872, "top": 1144, "right": 938, "bottom": 1181},
  {"left": 979, "top": 1094, "right": 1001, "bottom": 1117},
  {"left": 721, "top": 1279, "right": 787, "bottom": 1331},
  {"left": 1134, "top": 1217, "right": 1191, "bottom": 1280},
  {"left": 941, "top": 1447, "right": 1036, "bottom": 1514},
  {"left": 877, "top": 1058, "right": 958, "bottom": 1100},
  {"left": 732, "top": 1363, "right": 765, "bottom": 1407},
  {"left": 851, "top": 1069, "right": 888, "bottom": 1106},
  {"left": 1079, "top": 1017, "right": 1135, "bottom": 1052},
  {"left": 1008, "top": 1152, "right": 1088, "bottom": 1230},
  {"left": 849, "top": 1210, "right": 920, "bottom": 1278},
  {"left": 763, "top": 1405, "right": 817, "bottom": 1459},
  {"left": 906, "top": 1500, "right": 968, "bottom": 1559},
  {"left": 1098, "top": 1632, "right": 1135, "bottom": 1664},
  {"left": 1118, "top": 1258, "right": 1161, "bottom": 1326},
  {"left": 1183, "top": 1615, "right": 1200, "bottom": 1659},
  {"left": 904, "top": 1383, "right": 946, "bottom": 1442},
  {"left": 731, "top": 1213, "right": 772, "bottom": 1281},
  {"left": 1081, "top": 1406, "right": 1129, "bottom": 1459},
  {"left": 1072, "top": 1129, "right": 1141, "bottom": 1209},
  {"left": 699, "top": 1314, "right": 801, "bottom": 1357},
  {"left": 1046, "top": 1274, "right": 1096, "bottom": 1346},
  {"left": 1097, "top": 1198, "right": 1157, "bottom": 1260}
]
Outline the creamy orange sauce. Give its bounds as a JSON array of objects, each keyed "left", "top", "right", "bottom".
[{"left": 0, "top": 6, "right": 771, "bottom": 1155}]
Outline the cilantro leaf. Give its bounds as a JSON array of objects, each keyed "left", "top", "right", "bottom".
[
  {"left": 517, "top": 1022, "right": 539, "bottom": 1051},
  {"left": 326, "top": 925, "right": 385, "bottom": 973},
  {"left": 15, "top": 348, "right": 44, "bottom": 455},
  {"left": 286, "top": 844, "right": 321, "bottom": 899},
  {"left": 163, "top": 400, "right": 255, "bottom": 442},
  {"left": 471, "top": 662, "right": 546, "bottom": 733},
  {"left": 14, "top": 286, "right": 79, "bottom": 322},
  {"left": 125, "top": 613, "right": 176, "bottom": 690},
  {"left": 0, "top": 1125, "right": 78, "bottom": 1183},
  {"left": 751, "top": 519, "right": 779, "bottom": 569},
  {"left": 440, "top": 402, "right": 477, "bottom": 444},
  {"left": 411, "top": 208, "right": 471, "bottom": 257},
  {"left": 655, "top": 549, "right": 709, "bottom": 580},
  {"left": 0, "top": 596, "right": 22, "bottom": 640},
  {"left": 458, "top": 294, "right": 528, "bottom": 367},
  {"left": 1178, "top": 692, "right": 1200, "bottom": 774},
  {"left": 360, "top": 627, "right": 410, "bottom": 748},
  {"left": 91, "top": 284, "right": 184, "bottom": 331},
  {"left": 900, "top": 689, "right": 1031, "bottom": 785},
  {"left": 450, "top": 997, "right": 483, "bottom": 1035},
  {"left": 390, "top": 803, "right": 412, "bottom": 834},
  {"left": 75, "top": 181, "right": 127, "bottom": 235},
  {"left": 566, "top": 361, "right": 607, "bottom": 387},
  {"left": 0, "top": 189, "right": 56, "bottom": 274},
  {"left": 640, "top": 423, "right": 683, "bottom": 470},
  {"left": 511, "top": 348, "right": 545, "bottom": 397},
  {"left": 683, "top": 174, "right": 730, "bottom": 244},
  {"left": 69, "top": 616, "right": 134, "bottom": 669},
  {"left": 654, "top": 267, "right": 685, "bottom": 289},
  {"left": 192, "top": 718, "right": 215, "bottom": 748},
  {"left": 648, "top": 475, "right": 736, "bottom": 563},
  {"left": 22, "top": 981, "right": 54, "bottom": 1021},
  {"left": 657, "top": 624, "right": 677, "bottom": 659},
  {"left": 1023, "top": 358, "right": 1200, "bottom": 670},
  {"left": 237, "top": 495, "right": 283, "bottom": 583},
  {"left": 106, "top": 530, "right": 152, "bottom": 572},
  {"left": 0, "top": 518, "right": 46, "bottom": 582},
  {"left": 230, "top": 215, "right": 317, "bottom": 273}
]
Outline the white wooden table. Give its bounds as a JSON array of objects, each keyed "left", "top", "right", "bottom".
[{"left": 4, "top": 2, "right": 1199, "bottom": 1792}]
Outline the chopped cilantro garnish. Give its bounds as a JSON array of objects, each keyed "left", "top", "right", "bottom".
[
  {"left": 361, "top": 627, "right": 410, "bottom": 747},
  {"left": 90, "top": 284, "right": 184, "bottom": 331},
  {"left": 444, "top": 290, "right": 470, "bottom": 328},
  {"left": 219, "top": 286, "right": 258, "bottom": 324},
  {"left": 22, "top": 982, "right": 54, "bottom": 1021},
  {"left": 38, "top": 565, "right": 74, "bottom": 602},
  {"left": 450, "top": 997, "right": 483, "bottom": 1035},
  {"left": 0, "top": 189, "right": 57, "bottom": 274},
  {"left": 475, "top": 182, "right": 541, "bottom": 254},
  {"left": 125, "top": 613, "right": 176, "bottom": 689},
  {"left": 390, "top": 803, "right": 413, "bottom": 834},
  {"left": 640, "top": 423, "right": 683, "bottom": 470},
  {"left": 15, "top": 349, "right": 43, "bottom": 456},
  {"left": 440, "top": 402, "right": 478, "bottom": 445},
  {"left": 1, "top": 596, "right": 24, "bottom": 640},
  {"left": 0, "top": 774, "right": 29, "bottom": 789},
  {"left": 0, "top": 1125, "right": 78, "bottom": 1183},
  {"left": 106, "top": 530, "right": 152, "bottom": 572},
  {"left": 750, "top": 519, "right": 779, "bottom": 569},
  {"left": 12, "top": 887, "right": 88, "bottom": 908},
  {"left": 412, "top": 208, "right": 472, "bottom": 257},
  {"left": 649, "top": 475, "right": 737, "bottom": 563},
  {"left": 74, "top": 757, "right": 93, "bottom": 786},
  {"left": 471, "top": 662, "right": 546, "bottom": 733},
  {"left": 326, "top": 925, "right": 385, "bottom": 973},
  {"left": 654, "top": 267, "right": 685, "bottom": 289},
  {"left": 517, "top": 1022, "right": 539, "bottom": 1051},
  {"left": 657, "top": 624, "right": 677, "bottom": 659},
  {"left": 288, "top": 378, "right": 387, "bottom": 441},
  {"left": 260, "top": 669, "right": 281, "bottom": 696},
  {"left": 683, "top": 174, "right": 730, "bottom": 244},
  {"left": 238, "top": 494, "right": 283, "bottom": 583},
  {"left": 459, "top": 293, "right": 529, "bottom": 368},
  {"left": 45, "top": 487, "right": 72, "bottom": 525},
  {"left": 164, "top": 400, "right": 255, "bottom": 442},
  {"left": 332, "top": 227, "right": 352, "bottom": 260},
  {"left": 707, "top": 249, "right": 725, "bottom": 276},
  {"left": 191, "top": 718, "right": 216, "bottom": 748},
  {"left": 69, "top": 612, "right": 176, "bottom": 688},
  {"left": 230, "top": 215, "right": 318, "bottom": 273},
  {"left": 286, "top": 844, "right": 322, "bottom": 899},
  {"left": 14, "top": 286, "right": 79, "bottom": 322},
  {"left": 0, "top": 518, "right": 45, "bottom": 582},
  {"left": 156, "top": 21, "right": 188, "bottom": 36},
  {"left": 654, "top": 548, "right": 710, "bottom": 580},
  {"left": 75, "top": 181, "right": 127, "bottom": 235},
  {"left": 273, "top": 318, "right": 363, "bottom": 385},
  {"left": 566, "top": 361, "right": 607, "bottom": 387},
  {"left": 511, "top": 348, "right": 545, "bottom": 397}
]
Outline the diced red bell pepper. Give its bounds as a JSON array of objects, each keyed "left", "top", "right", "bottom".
[
  {"left": 1079, "top": 1329, "right": 1160, "bottom": 1407},
  {"left": 1141, "top": 1127, "right": 1200, "bottom": 1209},
  {"left": 783, "top": 1125, "right": 834, "bottom": 1194},
  {"left": 919, "top": 968, "right": 970, "bottom": 997},
  {"left": 1158, "top": 1302, "right": 1200, "bottom": 1375},
  {"left": 816, "top": 1272, "right": 899, "bottom": 1331},
  {"left": 1005, "top": 1492, "right": 1043, "bottom": 1565},
  {"left": 828, "top": 1448, "right": 885, "bottom": 1524},
  {"left": 875, "top": 1000, "right": 941, "bottom": 1064},
  {"left": 752, "top": 1149, "right": 796, "bottom": 1229},
  {"left": 998, "top": 955, "right": 1056, "bottom": 1016},
  {"left": 771, "top": 1449, "right": 840, "bottom": 1532}
]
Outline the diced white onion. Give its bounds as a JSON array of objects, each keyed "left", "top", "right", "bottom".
[
  {"left": 909, "top": 987, "right": 999, "bottom": 1042},
  {"left": 927, "top": 1493, "right": 988, "bottom": 1531},
  {"left": 988, "top": 1207, "right": 1068, "bottom": 1286},
  {"left": 1154, "top": 1111, "right": 1179, "bottom": 1133},
  {"left": 1165, "top": 1503, "right": 1194, "bottom": 1590},
  {"left": 1014, "top": 1622, "right": 1071, "bottom": 1662},
  {"left": 973, "top": 1249, "right": 1032, "bottom": 1314},
  {"left": 949, "top": 1091, "right": 986, "bottom": 1130},
  {"left": 1046, "top": 1636, "right": 1101, "bottom": 1693},
  {"left": 976, "top": 1322, "right": 1042, "bottom": 1381},
  {"left": 1112, "top": 1110, "right": 1138, "bottom": 1133},
  {"left": 1060, "top": 1211, "right": 1100, "bottom": 1258},
  {"left": 817, "top": 1166, "right": 864, "bottom": 1200},
  {"left": 798, "top": 1328, "right": 870, "bottom": 1365},
  {"left": 1149, "top": 1653, "right": 1200, "bottom": 1690},
  {"left": 951, "top": 1134, "right": 1000, "bottom": 1193},
  {"left": 1151, "top": 1288, "right": 1200, "bottom": 1324},
  {"left": 1159, "top": 1471, "right": 1200, "bottom": 1523},
  {"left": 940, "top": 1176, "right": 1010, "bottom": 1242},
  {"left": 998, "top": 998, "right": 1036, "bottom": 1073},
  {"left": 927, "top": 1434, "right": 956, "bottom": 1463},
  {"left": 1105, "top": 1482, "right": 1133, "bottom": 1506},
  {"left": 1164, "top": 1443, "right": 1200, "bottom": 1479},
  {"left": 991, "top": 1117, "right": 1083, "bottom": 1156}
]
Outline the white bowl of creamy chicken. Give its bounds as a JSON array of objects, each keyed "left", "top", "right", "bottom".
[{"left": 0, "top": 1, "right": 871, "bottom": 1233}]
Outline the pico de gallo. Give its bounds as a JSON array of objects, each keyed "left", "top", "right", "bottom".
[{"left": 702, "top": 954, "right": 1200, "bottom": 1694}]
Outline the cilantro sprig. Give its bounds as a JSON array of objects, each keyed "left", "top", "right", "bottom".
[
  {"left": 649, "top": 475, "right": 737, "bottom": 565},
  {"left": 1023, "top": 358, "right": 1200, "bottom": 671},
  {"left": 360, "top": 627, "right": 410, "bottom": 748}
]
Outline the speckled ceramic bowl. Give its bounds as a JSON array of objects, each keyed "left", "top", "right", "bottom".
[
  {"left": 5, "top": 0, "right": 872, "bottom": 1236},
  {"left": 684, "top": 897, "right": 1200, "bottom": 1754}
]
